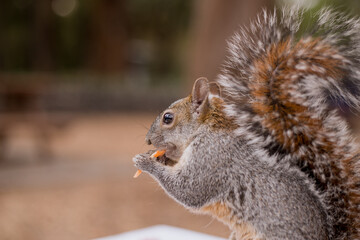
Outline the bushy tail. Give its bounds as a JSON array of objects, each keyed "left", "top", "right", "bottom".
[{"left": 218, "top": 7, "right": 360, "bottom": 239}]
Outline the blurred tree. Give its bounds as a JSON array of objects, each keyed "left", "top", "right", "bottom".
[
  {"left": 1, "top": 0, "right": 359, "bottom": 83},
  {"left": 32, "top": 0, "right": 56, "bottom": 71},
  {"left": 0, "top": 1, "right": 33, "bottom": 71},
  {"left": 186, "top": 0, "right": 274, "bottom": 86},
  {"left": 86, "top": 0, "right": 128, "bottom": 73},
  {"left": 126, "top": 0, "right": 192, "bottom": 81},
  {"left": 0, "top": 0, "right": 192, "bottom": 81}
]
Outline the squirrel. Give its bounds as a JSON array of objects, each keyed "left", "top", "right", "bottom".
[{"left": 133, "top": 7, "right": 360, "bottom": 240}]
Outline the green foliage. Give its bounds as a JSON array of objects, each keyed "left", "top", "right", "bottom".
[
  {"left": 276, "top": 0, "right": 360, "bottom": 42},
  {"left": 0, "top": 0, "right": 192, "bottom": 78},
  {"left": 126, "top": 0, "right": 192, "bottom": 78},
  {"left": 2, "top": 0, "right": 359, "bottom": 81},
  {"left": 0, "top": 1, "right": 32, "bottom": 70}
]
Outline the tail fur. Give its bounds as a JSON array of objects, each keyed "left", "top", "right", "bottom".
[{"left": 218, "top": 7, "right": 360, "bottom": 240}]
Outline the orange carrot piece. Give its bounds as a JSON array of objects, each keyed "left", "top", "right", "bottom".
[
  {"left": 133, "top": 169, "right": 142, "bottom": 178},
  {"left": 151, "top": 150, "right": 166, "bottom": 158}
]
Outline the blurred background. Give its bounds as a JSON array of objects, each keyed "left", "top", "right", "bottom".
[{"left": 0, "top": 0, "right": 359, "bottom": 239}]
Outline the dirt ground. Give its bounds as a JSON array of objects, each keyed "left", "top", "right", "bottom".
[{"left": 0, "top": 113, "right": 230, "bottom": 240}]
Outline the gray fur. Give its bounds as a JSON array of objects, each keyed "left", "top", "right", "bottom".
[
  {"left": 133, "top": 6, "right": 360, "bottom": 240},
  {"left": 217, "top": 7, "right": 360, "bottom": 240},
  {"left": 219, "top": 7, "right": 360, "bottom": 110},
  {"left": 134, "top": 124, "right": 328, "bottom": 239}
]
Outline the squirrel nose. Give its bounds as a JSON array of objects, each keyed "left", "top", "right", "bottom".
[{"left": 145, "top": 137, "right": 152, "bottom": 145}]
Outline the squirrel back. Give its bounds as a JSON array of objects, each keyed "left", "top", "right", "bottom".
[{"left": 217, "top": 7, "right": 360, "bottom": 239}]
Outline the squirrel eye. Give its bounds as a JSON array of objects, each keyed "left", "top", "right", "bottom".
[{"left": 163, "top": 112, "right": 174, "bottom": 125}]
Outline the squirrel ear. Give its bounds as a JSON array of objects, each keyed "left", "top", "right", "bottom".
[
  {"left": 191, "top": 77, "right": 209, "bottom": 113},
  {"left": 209, "top": 82, "right": 221, "bottom": 97}
]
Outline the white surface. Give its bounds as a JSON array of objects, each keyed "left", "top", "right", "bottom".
[{"left": 95, "top": 225, "right": 226, "bottom": 240}]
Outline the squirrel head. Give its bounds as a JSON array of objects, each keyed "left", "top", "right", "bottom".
[{"left": 145, "top": 77, "right": 234, "bottom": 162}]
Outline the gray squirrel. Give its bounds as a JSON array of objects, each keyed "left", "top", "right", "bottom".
[{"left": 133, "top": 7, "right": 360, "bottom": 240}]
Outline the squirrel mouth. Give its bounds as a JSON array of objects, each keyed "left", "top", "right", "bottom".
[
  {"left": 150, "top": 142, "right": 179, "bottom": 166},
  {"left": 154, "top": 152, "right": 177, "bottom": 166}
]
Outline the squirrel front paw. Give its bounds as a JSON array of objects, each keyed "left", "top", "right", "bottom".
[{"left": 133, "top": 151, "right": 165, "bottom": 176}]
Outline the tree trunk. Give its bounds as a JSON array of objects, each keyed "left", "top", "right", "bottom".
[
  {"left": 186, "top": 0, "right": 274, "bottom": 87},
  {"left": 86, "top": 0, "right": 128, "bottom": 73}
]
